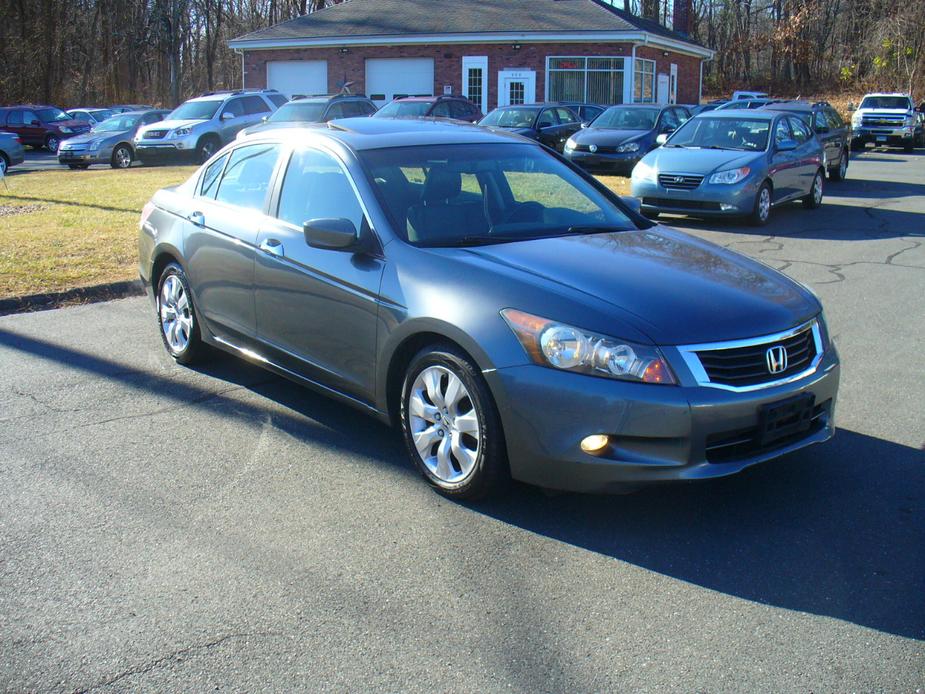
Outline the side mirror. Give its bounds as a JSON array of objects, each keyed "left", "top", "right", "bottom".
[
  {"left": 620, "top": 195, "right": 642, "bottom": 214},
  {"left": 777, "top": 138, "right": 797, "bottom": 152},
  {"left": 260, "top": 115, "right": 268, "bottom": 122},
  {"left": 847, "top": 102, "right": 855, "bottom": 112},
  {"left": 221, "top": 112, "right": 235, "bottom": 121},
  {"left": 304, "top": 217, "right": 359, "bottom": 251},
  {"left": 655, "top": 133, "right": 669, "bottom": 145},
  {"left": 662, "top": 125, "right": 677, "bottom": 134}
]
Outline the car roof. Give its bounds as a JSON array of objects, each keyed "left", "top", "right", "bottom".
[
  {"left": 762, "top": 101, "right": 814, "bottom": 112},
  {"left": 1, "top": 104, "right": 59, "bottom": 110},
  {"left": 391, "top": 95, "right": 464, "bottom": 102},
  {"left": 494, "top": 103, "right": 563, "bottom": 110},
  {"left": 293, "top": 94, "right": 370, "bottom": 102},
  {"left": 699, "top": 109, "right": 777, "bottom": 120},
  {"left": 603, "top": 103, "right": 666, "bottom": 109},
  {"left": 244, "top": 117, "right": 535, "bottom": 151}
]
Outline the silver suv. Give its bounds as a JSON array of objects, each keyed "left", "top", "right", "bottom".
[{"left": 134, "top": 90, "right": 285, "bottom": 163}]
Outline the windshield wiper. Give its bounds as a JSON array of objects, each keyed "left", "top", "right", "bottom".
[
  {"left": 421, "top": 234, "right": 526, "bottom": 248},
  {"left": 566, "top": 225, "right": 631, "bottom": 235}
]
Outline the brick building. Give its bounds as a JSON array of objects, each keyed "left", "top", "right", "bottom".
[{"left": 229, "top": 0, "right": 713, "bottom": 112}]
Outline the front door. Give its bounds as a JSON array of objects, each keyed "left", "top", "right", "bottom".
[
  {"left": 656, "top": 73, "right": 670, "bottom": 105},
  {"left": 498, "top": 70, "right": 536, "bottom": 108},
  {"left": 255, "top": 146, "right": 384, "bottom": 401}
]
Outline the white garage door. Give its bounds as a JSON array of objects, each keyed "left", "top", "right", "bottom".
[
  {"left": 266, "top": 60, "right": 328, "bottom": 99},
  {"left": 366, "top": 58, "right": 434, "bottom": 106}
]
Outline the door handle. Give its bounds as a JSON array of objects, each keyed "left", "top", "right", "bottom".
[
  {"left": 259, "top": 238, "right": 284, "bottom": 257},
  {"left": 187, "top": 211, "right": 205, "bottom": 227}
]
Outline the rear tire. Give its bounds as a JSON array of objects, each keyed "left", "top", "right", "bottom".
[
  {"left": 803, "top": 170, "right": 824, "bottom": 209},
  {"left": 155, "top": 263, "right": 208, "bottom": 365},
  {"left": 748, "top": 182, "right": 772, "bottom": 226},
  {"left": 0, "top": 153, "right": 9, "bottom": 175},
  {"left": 400, "top": 344, "right": 508, "bottom": 500}
]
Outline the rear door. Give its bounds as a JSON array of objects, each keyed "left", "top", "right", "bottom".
[
  {"left": 787, "top": 115, "right": 819, "bottom": 194},
  {"left": 255, "top": 145, "right": 385, "bottom": 401},
  {"left": 183, "top": 142, "right": 282, "bottom": 340}
]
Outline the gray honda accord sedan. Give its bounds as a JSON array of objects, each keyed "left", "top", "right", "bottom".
[{"left": 138, "top": 118, "right": 839, "bottom": 498}]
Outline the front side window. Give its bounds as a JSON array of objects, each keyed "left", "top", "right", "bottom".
[
  {"left": 36, "top": 108, "right": 69, "bottom": 122},
  {"left": 277, "top": 148, "right": 366, "bottom": 231},
  {"left": 221, "top": 99, "right": 245, "bottom": 119},
  {"left": 71, "top": 112, "right": 90, "bottom": 122},
  {"left": 789, "top": 117, "right": 812, "bottom": 142},
  {"left": 431, "top": 102, "right": 452, "bottom": 118},
  {"left": 479, "top": 108, "right": 539, "bottom": 128},
  {"left": 774, "top": 118, "right": 792, "bottom": 145},
  {"left": 825, "top": 107, "right": 844, "bottom": 129},
  {"left": 213, "top": 143, "right": 280, "bottom": 211},
  {"left": 360, "top": 143, "right": 635, "bottom": 247},
  {"left": 633, "top": 59, "right": 656, "bottom": 103},
  {"left": 536, "top": 110, "right": 557, "bottom": 128},
  {"left": 95, "top": 114, "right": 142, "bottom": 132},
  {"left": 668, "top": 117, "right": 771, "bottom": 151},
  {"left": 812, "top": 110, "right": 828, "bottom": 132},
  {"left": 242, "top": 96, "right": 271, "bottom": 115},
  {"left": 659, "top": 109, "right": 680, "bottom": 131}
]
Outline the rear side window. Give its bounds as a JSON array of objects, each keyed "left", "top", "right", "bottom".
[
  {"left": 213, "top": 143, "right": 281, "bottom": 211},
  {"left": 268, "top": 93, "right": 288, "bottom": 108},
  {"left": 813, "top": 110, "right": 828, "bottom": 132},
  {"left": 277, "top": 147, "right": 366, "bottom": 232},
  {"left": 242, "top": 96, "right": 270, "bottom": 115},
  {"left": 8, "top": 110, "right": 24, "bottom": 126},
  {"left": 199, "top": 152, "right": 229, "bottom": 198}
]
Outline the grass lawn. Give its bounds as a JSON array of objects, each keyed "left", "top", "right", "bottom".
[
  {"left": 0, "top": 166, "right": 196, "bottom": 299},
  {"left": 0, "top": 165, "right": 631, "bottom": 300}
]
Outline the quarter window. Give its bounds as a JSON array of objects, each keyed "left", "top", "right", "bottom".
[
  {"left": 633, "top": 59, "right": 656, "bottom": 103},
  {"left": 213, "top": 143, "right": 280, "bottom": 211},
  {"left": 199, "top": 152, "right": 230, "bottom": 199},
  {"left": 548, "top": 57, "right": 625, "bottom": 105},
  {"left": 277, "top": 148, "right": 366, "bottom": 232}
]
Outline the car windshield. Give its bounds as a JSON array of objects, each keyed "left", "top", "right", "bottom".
[
  {"left": 859, "top": 96, "right": 912, "bottom": 110},
  {"left": 169, "top": 100, "right": 221, "bottom": 120},
  {"left": 270, "top": 102, "right": 326, "bottom": 122},
  {"left": 93, "top": 114, "right": 142, "bottom": 132},
  {"left": 666, "top": 116, "right": 771, "bottom": 151},
  {"left": 36, "top": 108, "right": 70, "bottom": 122},
  {"left": 374, "top": 101, "right": 432, "bottom": 118},
  {"left": 591, "top": 107, "right": 659, "bottom": 130},
  {"left": 360, "top": 143, "right": 635, "bottom": 247},
  {"left": 479, "top": 109, "right": 538, "bottom": 128}
]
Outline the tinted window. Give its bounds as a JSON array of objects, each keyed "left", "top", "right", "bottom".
[
  {"left": 221, "top": 98, "right": 245, "bottom": 119},
  {"left": 789, "top": 116, "right": 812, "bottom": 143},
  {"left": 431, "top": 102, "right": 452, "bottom": 117},
  {"left": 242, "top": 95, "right": 271, "bottom": 115},
  {"left": 213, "top": 143, "right": 280, "bottom": 211},
  {"left": 582, "top": 106, "right": 604, "bottom": 121},
  {"left": 591, "top": 107, "right": 659, "bottom": 130},
  {"left": 325, "top": 102, "right": 348, "bottom": 120},
  {"left": 71, "top": 112, "right": 90, "bottom": 122},
  {"left": 277, "top": 148, "right": 366, "bottom": 231},
  {"left": 268, "top": 93, "right": 288, "bottom": 108},
  {"left": 142, "top": 112, "right": 165, "bottom": 125},
  {"left": 536, "top": 110, "right": 557, "bottom": 128},
  {"left": 555, "top": 108, "right": 577, "bottom": 124},
  {"left": 199, "top": 153, "right": 229, "bottom": 199},
  {"left": 449, "top": 100, "right": 469, "bottom": 119},
  {"left": 36, "top": 108, "right": 69, "bottom": 122},
  {"left": 8, "top": 110, "right": 24, "bottom": 126},
  {"left": 479, "top": 108, "right": 539, "bottom": 128}
]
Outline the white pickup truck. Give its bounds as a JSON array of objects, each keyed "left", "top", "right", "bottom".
[{"left": 850, "top": 93, "right": 924, "bottom": 152}]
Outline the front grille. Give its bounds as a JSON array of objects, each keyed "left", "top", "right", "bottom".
[
  {"left": 705, "top": 400, "right": 829, "bottom": 463},
  {"left": 862, "top": 116, "right": 904, "bottom": 127},
  {"left": 144, "top": 130, "right": 168, "bottom": 139},
  {"left": 643, "top": 197, "right": 721, "bottom": 210},
  {"left": 658, "top": 173, "right": 703, "bottom": 190},
  {"left": 694, "top": 324, "right": 818, "bottom": 387}
]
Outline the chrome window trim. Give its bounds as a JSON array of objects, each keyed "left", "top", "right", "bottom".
[{"left": 677, "top": 319, "right": 823, "bottom": 393}]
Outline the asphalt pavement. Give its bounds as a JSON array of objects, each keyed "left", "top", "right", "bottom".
[{"left": 1, "top": 148, "right": 923, "bottom": 692}]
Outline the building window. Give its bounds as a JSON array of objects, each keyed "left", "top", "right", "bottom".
[
  {"left": 634, "top": 58, "right": 656, "bottom": 103},
  {"left": 509, "top": 81, "right": 525, "bottom": 105},
  {"left": 467, "top": 69, "right": 483, "bottom": 109},
  {"left": 547, "top": 57, "right": 625, "bottom": 105}
]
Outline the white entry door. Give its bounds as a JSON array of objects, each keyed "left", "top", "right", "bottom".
[
  {"left": 498, "top": 69, "right": 536, "bottom": 107},
  {"left": 656, "top": 73, "right": 670, "bottom": 105}
]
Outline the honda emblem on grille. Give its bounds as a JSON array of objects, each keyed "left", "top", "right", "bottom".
[{"left": 766, "top": 345, "right": 788, "bottom": 374}]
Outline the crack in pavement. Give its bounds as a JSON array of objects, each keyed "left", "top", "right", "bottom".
[{"left": 76, "top": 631, "right": 288, "bottom": 692}]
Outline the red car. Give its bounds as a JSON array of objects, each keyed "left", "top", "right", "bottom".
[{"left": 0, "top": 105, "right": 92, "bottom": 151}]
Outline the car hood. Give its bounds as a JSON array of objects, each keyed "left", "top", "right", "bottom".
[
  {"left": 49, "top": 119, "right": 90, "bottom": 131},
  {"left": 641, "top": 147, "right": 762, "bottom": 175},
  {"left": 857, "top": 108, "right": 911, "bottom": 115},
  {"left": 240, "top": 120, "right": 324, "bottom": 137},
  {"left": 141, "top": 118, "right": 204, "bottom": 133},
  {"left": 457, "top": 227, "right": 818, "bottom": 345},
  {"left": 575, "top": 128, "right": 651, "bottom": 145}
]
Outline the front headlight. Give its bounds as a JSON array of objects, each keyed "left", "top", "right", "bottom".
[
  {"left": 58, "top": 127, "right": 73, "bottom": 134},
  {"left": 904, "top": 115, "right": 916, "bottom": 127},
  {"left": 616, "top": 141, "right": 640, "bottom": 153},
  {"left": 171, "top": 127, "right": 192, "bottom": 138},
  {"left": 851, "top": 113, "right": 862, "bottom": 126},
  {"left": 709, "top": 166, "right": 751, "bottom": 185},
  {"left": 564, "top": 137, "right": 576, "bottom": 152},
  {"left": 632, "top": 159, "right": 657, "bottom": 182},
  {"left": 501, "top": 309, "right": 676, "bottom": 384},
  {"left": 88, "top": 140, "right": 100, "bottom": 151}
]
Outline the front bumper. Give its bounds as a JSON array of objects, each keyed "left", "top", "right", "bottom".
[
  {"left": 57, "top": 145, "right": 112, "bottom": 165},
  {"left": 134, "top": 136, "right": 197, "bottom": 159},
  {"left": 852, "top": 126, "right": 915, "bottom": 145},
  {"left": 484, "top": 344, "right": 839, "bottom": 493},
  {"left": 565, "top": 149, "right": 641, "bottom": 174},
  {"left": 631, "top": 176, "right": 761, "bottom": 217}
]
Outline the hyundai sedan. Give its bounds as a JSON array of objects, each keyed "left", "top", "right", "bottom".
[
  {"left": 631, "top": 110, "right": 825, "bottom": 225},
  {"left": 139, "top": 119, "right": 839, "bottom": 498}
]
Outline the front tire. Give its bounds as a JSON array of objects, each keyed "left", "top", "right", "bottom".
[
  {"left": 156, "top": 263, "right": 208, "bottom": 365},
  {"left": 45, "top": 135, "right": 60, "bottom": 152},
  {"left": 749, "top": 182, "right": 772, "bottom": 226},
  {"left": 803, "top": 170, "right": 824, "bottom": 209},
  {"left": 400, "top": 345, "right": 508, "bottom": 499},
  {"left": 111, "top": 144, "right": 133, "bottom": 169},
  {"left": 829, "top": 149, "right": 848, "bottom": 181},
  {"left": 196, "top": 136, "right": 219, "bottom": 164},
  {"left": 0, "top": 153, "right": 9, "bottom": 175}
]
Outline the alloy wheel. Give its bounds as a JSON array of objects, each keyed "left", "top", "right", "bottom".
[
  {"left": 46, "top": 136, "right": 60, "bottom": 152},
  {"left": 839, "top": 152, "right": 848, "bottom": 179},
  {"left": 813, "top": 173, "right": 823, "bottom": 205},
  {"left": 408, "top": 365, "right": 481, "bottom": 484},
  {"left": 159, "top": 274, "right": 193, "bottom": 353},
  {"left": 114, "top": 146, "right": 132, "bottom": 168},
  {"left": 758, "top": 187, "right": 771, "bottom": 222}
]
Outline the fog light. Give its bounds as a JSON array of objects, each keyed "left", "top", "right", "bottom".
[{"left": 580, "top": 434, "right": 610, "bottom": 454}]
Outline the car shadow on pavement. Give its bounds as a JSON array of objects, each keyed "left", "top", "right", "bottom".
[{"left": 0, "top": 327, "right": 921, "bottom": 641}]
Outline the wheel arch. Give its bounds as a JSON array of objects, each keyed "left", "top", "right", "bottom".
[{"left": 150, "top": 245, "right": 184, "bottom": 293}]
